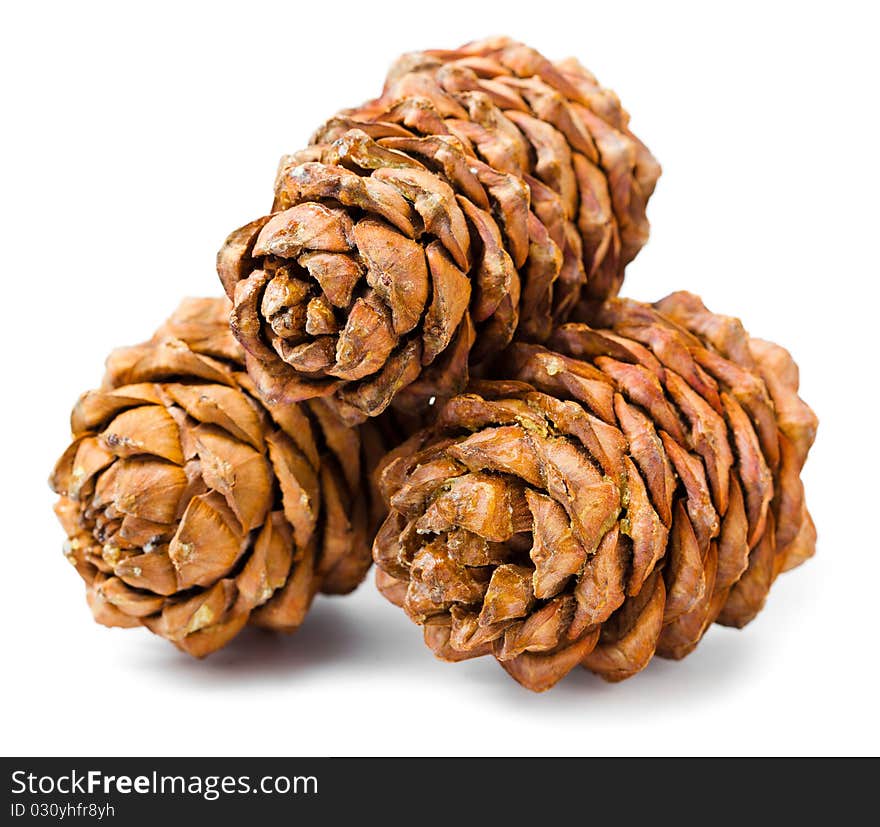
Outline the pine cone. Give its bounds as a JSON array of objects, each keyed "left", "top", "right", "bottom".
[
  {"left": 372, "top": 292, "right": 816, "bottom": 691},
  {"left": 217, "top": 37, "right": 658, "bottom": 425},
  {"left": 50, "top": 298, "right": 385, "bottom": 656}
]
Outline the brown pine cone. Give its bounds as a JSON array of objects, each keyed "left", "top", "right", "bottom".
[
  {"left": 217, "top": 37, "right": 658, "bottom": 425},
  {"left": 372, "top": 292, "right": 816, "bottom": 691},
  {"left": 50, "top": 298, "right": 385, "bottom": 656}
]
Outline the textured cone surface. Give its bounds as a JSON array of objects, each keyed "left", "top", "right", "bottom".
[
  {"left": 50, "top": 298, "right": 385, "bottom": 656},
  {"left": 217, "top": 37, "right": 658, "bottom": 424},
  {"left": 372, "top": 292, "right": 816, "bottom": 690}
]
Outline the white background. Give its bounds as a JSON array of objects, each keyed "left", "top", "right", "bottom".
[{"left": 3, "top": 1, "right": 877, "bottom": 757}]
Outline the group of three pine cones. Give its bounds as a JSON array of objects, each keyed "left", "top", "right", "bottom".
[{"left": 51, "top": 37, "right": 817, "bottom": 692}]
